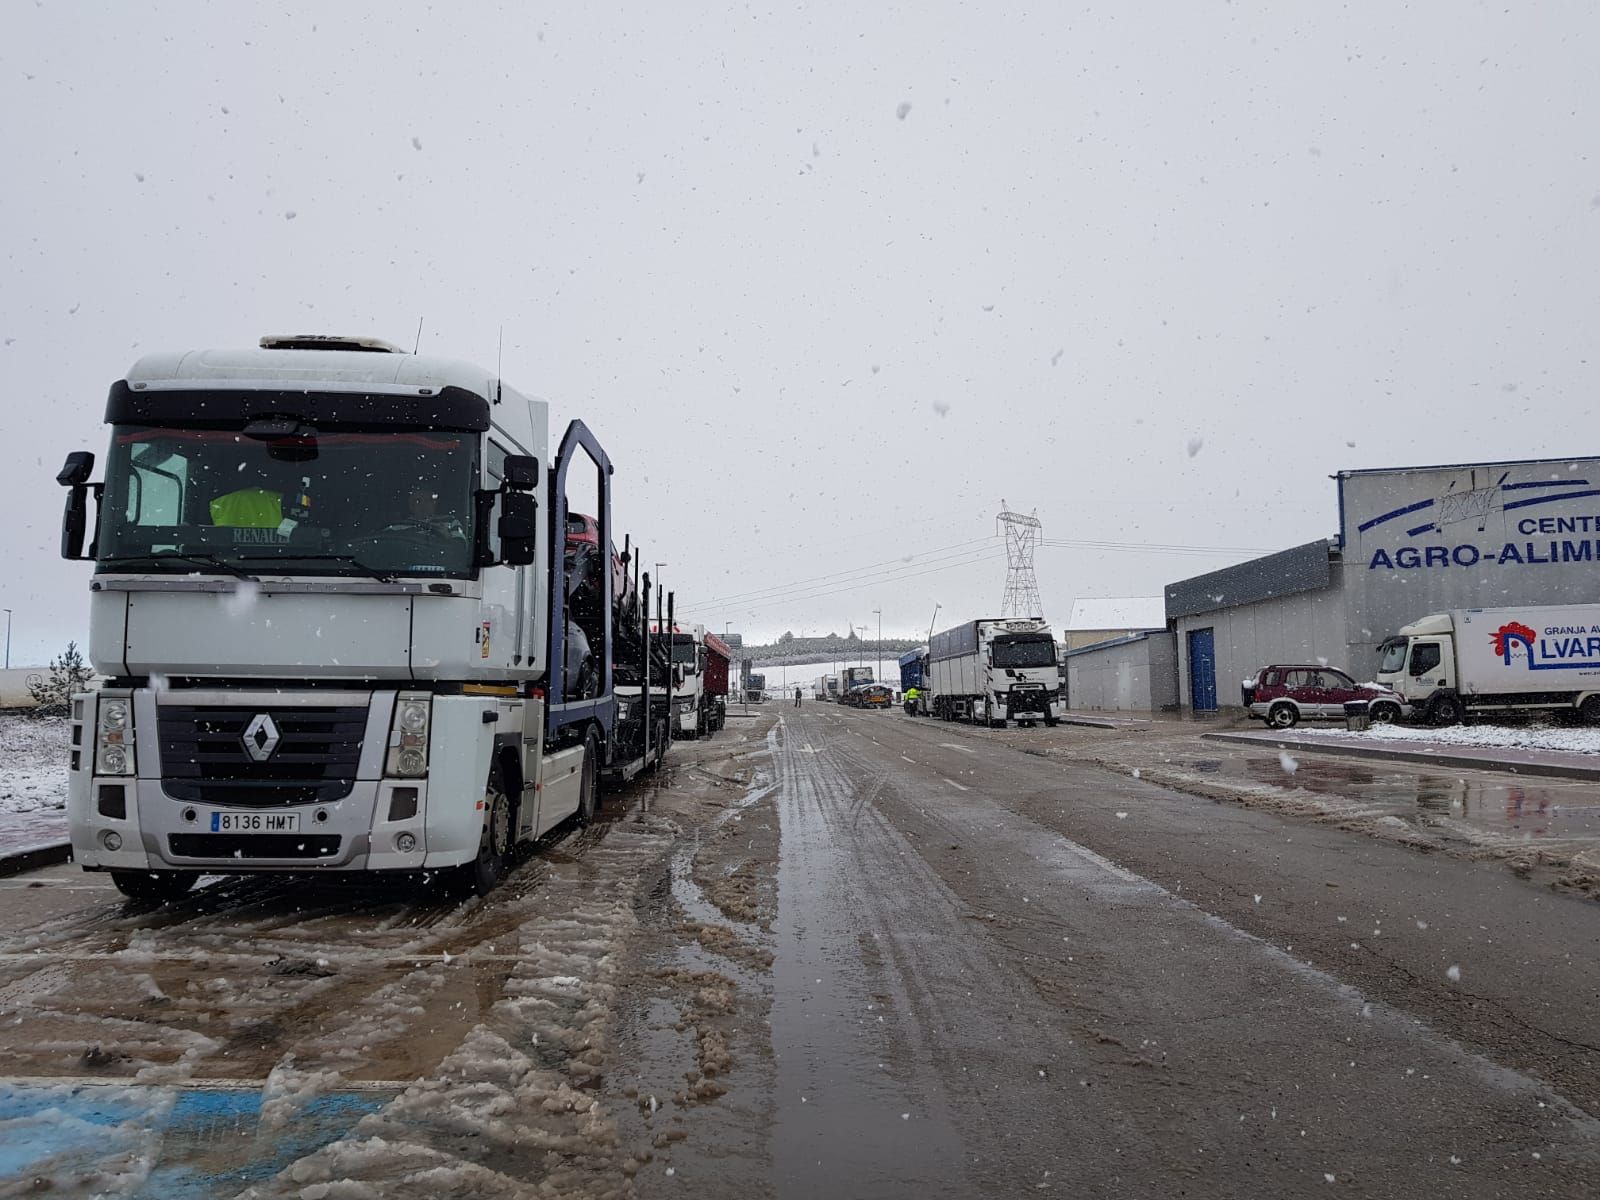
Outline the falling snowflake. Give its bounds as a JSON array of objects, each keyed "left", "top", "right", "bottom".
[
  {"left": 1446, "top": 964, "right": 1461, "bottom": 982},
  {"left": 1186, "top": 436, "right": 1204, "bottom": 458},
  {"left": 896, "top": 101, "right": 912, "bottom": 119},
  {"left": 1279, "top": 750, "right": 1299, "bottom": 774}
]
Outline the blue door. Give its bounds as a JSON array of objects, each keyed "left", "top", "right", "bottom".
[{"left": 1188, "top": 628, "right": 1217, "bottom": 711}]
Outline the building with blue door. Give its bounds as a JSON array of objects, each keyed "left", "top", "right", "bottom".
[{"left": 1162, "top": 456, "right": 1600, "bottom": 713}]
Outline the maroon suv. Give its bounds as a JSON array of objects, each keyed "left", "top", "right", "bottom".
[{"left": 1243, "top": 665, "right": 1403, "bottom": 729}]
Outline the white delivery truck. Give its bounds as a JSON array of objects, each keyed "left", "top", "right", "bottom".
[
  {"left": 927, "top": 617, "right": 1061, "bottom": 727},
  {"left": 1374, "top": 605, "right": 1600, "bottom": 724},
  {"left": 56, "top": 334, "right": 670, "bottom": 900}
]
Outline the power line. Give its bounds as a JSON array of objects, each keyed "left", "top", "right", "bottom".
[{"left": 1039, "top": 538, "right": 1271, "bottom": 557}]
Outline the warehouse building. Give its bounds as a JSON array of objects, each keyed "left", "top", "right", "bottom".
[
  {"left": 1168, "top": 456, "right": 1600, "bottom": 711},
  {"left": 1063, "top": 632, "right": 1180, "bottom": 712},
  {"left": 1059, "top": 597, "right": 1176, "bottom": 712}
]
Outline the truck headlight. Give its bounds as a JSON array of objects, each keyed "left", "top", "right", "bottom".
[
  {"left": 96, "top": 696, "right": 136, "bottom": 776},
  {"left": 399, "top": 702, "right": 429, "bottom": 734},
  {"left": 386, "top": 694, "right": 432, "bottom": 778}
]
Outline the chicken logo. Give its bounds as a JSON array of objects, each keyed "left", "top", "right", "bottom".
[{"left": 1490, "top": 621, "right": 1537, "bottom": 662}]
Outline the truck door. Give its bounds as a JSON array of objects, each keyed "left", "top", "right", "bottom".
[{"left": 1408, "top": 640, "right": 1450, "bottom": 695}]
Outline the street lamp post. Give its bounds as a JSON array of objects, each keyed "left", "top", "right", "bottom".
[
  {"left": 873, "top": 607, "right": 882, "bottom": 689},
  {"left": 2, "top": 609, "right": 10, "bottom": 670}
]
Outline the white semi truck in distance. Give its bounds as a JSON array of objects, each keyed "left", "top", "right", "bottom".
[
  {"left": 654, "top": 622, "right": 731, "bottom": 738},
  {"left": 57, "top": 334, "right": 670, "bottom": 900},
  {"left": 927, "top": 617, "right": 1061, "bottom": 727},
  {"left": 1374, "top": 605, "right": 1600, "bottom": 724}
]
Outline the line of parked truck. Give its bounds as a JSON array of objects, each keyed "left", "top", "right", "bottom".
[
  {"left": 810, "top": 616, "right": 1066, "bottom": 727},
  {"left": 54, "top": 333, "right": 739, "bottom": 901}
]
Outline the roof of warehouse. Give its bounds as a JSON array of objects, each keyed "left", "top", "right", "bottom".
[
  {"left": 1165, "top": 538, "right": 1337, "bottom": 620},
  {"left": 1065, "top": 597, "right": 1167, "bottom": 632}
]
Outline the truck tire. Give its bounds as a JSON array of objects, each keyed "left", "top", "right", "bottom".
[
  {"left": 1267, "top": 702, "right": 1298, "bottom": 729},
  {"left": 1369, "top": 701, "right": 1402, "bottom": 724},
  {"left": 456, "top": 762, "right": 513, "bottom": 897},
  {"left": 1580, "top": 695, "right": 1600, "bottom": 725},
  {"left": 110, "top": 870, "right": 197, "bottom": 902},
  {"left": 1430, "top": 695, "right": 1464, "bottom": 726},
  {"left": 575, "top": 727, "right": 600, "bottom": 825}
]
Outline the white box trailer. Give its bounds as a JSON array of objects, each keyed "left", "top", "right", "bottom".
[
  {"left": 1374, "top": 604, "right": 1600, "bottom": 723},
  {"left": 927, "top": 617, "right": 1061, "bottom": 727}
]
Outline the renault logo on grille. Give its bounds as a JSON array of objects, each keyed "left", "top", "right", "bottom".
[{"left": 242, "top": 713, "right": 282, "bottom": 762}]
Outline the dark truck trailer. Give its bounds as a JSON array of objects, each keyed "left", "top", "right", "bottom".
[{"left": 899, "top": 648, "right": 930, "bottom": 715}]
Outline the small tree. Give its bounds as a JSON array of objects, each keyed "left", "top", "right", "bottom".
[{"left": 27, "top": 641, "right": 93, "bottom": 716}]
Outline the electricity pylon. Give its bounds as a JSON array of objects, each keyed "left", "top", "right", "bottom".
[{"left": 997, "top": 501, "right": 1044, "bottom": 619}]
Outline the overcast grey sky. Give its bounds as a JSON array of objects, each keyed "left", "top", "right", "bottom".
[{"left": 2, "top": 1, "right": 1596, "bottom": 660}]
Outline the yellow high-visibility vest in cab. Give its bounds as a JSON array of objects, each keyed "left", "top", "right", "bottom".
[{"left": 209, "top": 488, "right": 283, "bottom": 528}]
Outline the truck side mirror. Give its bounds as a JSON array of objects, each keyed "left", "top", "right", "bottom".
[
  {"left": 61, "top": 486, "right": 89, "bottom": 560},
  {"left": 502, "top": 455, "right": 539, "bottom": 490},
  {"left": 57, "top": 452, "right": 97, "bottom": 561},
  {"left": 57, "top": 451, "right": 94, "bottom": 486},
  {"left": 498, "top": 492, "right": 538, "bottom": 565}
]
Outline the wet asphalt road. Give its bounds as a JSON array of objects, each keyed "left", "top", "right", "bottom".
[{"left": 766, "top": 704, "right": 1600, "bottom": 1198}]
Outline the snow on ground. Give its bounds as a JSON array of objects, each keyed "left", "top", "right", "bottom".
[
  {"left": 0, "top": 712, "right": 69, "bottom": 814},
  {"left": 1291, "top": 721, "right": 1600, "bottom": 756}
]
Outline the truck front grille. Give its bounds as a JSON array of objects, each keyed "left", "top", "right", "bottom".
[
  {"left": 157, "top": 705, "right": 366, "bottom": 806},
  {"left": 167, "top": 834, "right": 342, "bottom": 860}
]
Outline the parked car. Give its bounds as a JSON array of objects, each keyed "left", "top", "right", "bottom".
[{"left": 1243, "top": 664, "right": 1403, "bottom": 728}]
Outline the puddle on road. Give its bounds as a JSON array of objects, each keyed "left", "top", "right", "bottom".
[
  {"left": 768, "top": 728, "right": 968, "bottom": 1199},
  {"left": 0, "top": 1080, "right": 390, "bottom": 1197},
  {"left": 1231, "top": 755, "right": 1600, "bottom": 838}
]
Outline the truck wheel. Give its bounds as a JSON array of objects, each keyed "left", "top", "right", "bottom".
[
  {"left": 1580, "top": 695, "right": 1600, "bottom": 725},
  {"left": 1044, "top": 715, "right": 1059, "bottom": 728},
  {"left": 575, "top": 727, "right": 600, "bottom": 825},
  {"left": 110, "top": 870, "right": 197, "bottom": 902},
  {"left": 1267, "top": 703, "right": 1298, "bottom": 729},
  {"left": 1430, "top": 696, "right": 1463, "bottom": 726},
  {"left": 1369, "top": 702, "right": 1401, "bottom": 724},
  {"left": 458, "top": 764, "right": 513, "bottom": 897}
]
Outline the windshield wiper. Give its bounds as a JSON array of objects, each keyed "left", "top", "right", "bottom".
[
  {"left": 98, "top": 553, "right": 260, "bottom": 581},
  {"left": 237, "top": 553, "right": 397, "bottom": 583}
]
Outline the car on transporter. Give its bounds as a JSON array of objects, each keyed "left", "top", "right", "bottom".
[{"left": 1243, "top": 664, "right": 1404, "bottom": 729}]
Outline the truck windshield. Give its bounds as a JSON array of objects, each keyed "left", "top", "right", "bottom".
[
  {"left": 992, "top": 637, "right": 1057, "bottom": 668},
  {"left": 98, "top": 425, "right": 478, "bottom": 578},
  {"left": 669, "top": 636, "right": 698, "bottom": 667},
  {"left": 1377, "top": 639, "right": 1408, "bottom": 674}
]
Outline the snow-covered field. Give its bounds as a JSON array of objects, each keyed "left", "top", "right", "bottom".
[
  {"left": 0, "top": 712, "right": 69, "bottom": 814},
  {"left": 1292, "top": 721, "right": 1600, "bottom": 756}
]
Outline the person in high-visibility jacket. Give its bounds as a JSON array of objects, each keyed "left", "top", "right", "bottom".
[
  {"left": 904, "top": 685, "right": 922, "bottom": 715},
  {"left": 209, "top": 486, "right": 283, "bottom": 528}
]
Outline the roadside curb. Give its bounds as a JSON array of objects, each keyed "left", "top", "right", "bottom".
[
  {"left": 1055, "top": 715, "right": 1153, "bottom": 730},
  {"left": 0, "top": 842, "right": 71, "bottom": 879},
  {"left": 1204, "top": 731, "right": 1600, "bottom": 782}
]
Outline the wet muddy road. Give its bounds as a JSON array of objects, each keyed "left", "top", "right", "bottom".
[
  {"left": 752, "top": 706, "right": 1600, "bottom": 1198},
  {"left": 2, "top": 705, "right": 1598, "bottom": 1197}
]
